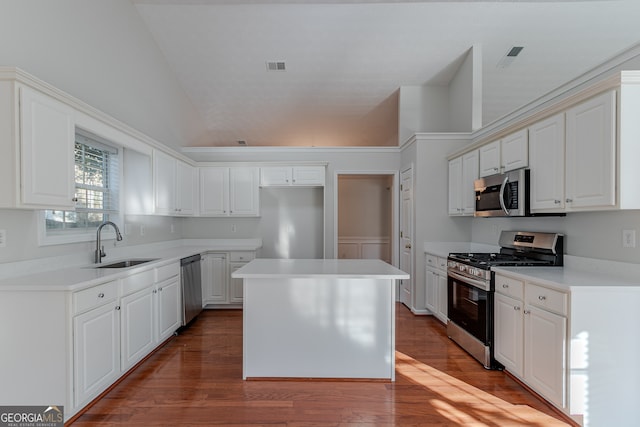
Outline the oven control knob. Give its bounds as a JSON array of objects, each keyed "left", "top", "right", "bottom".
[
  {"left": 458, "top": 265, "right": 466, "bottom": 273},
  {"left": 467, "top": 267, "right": 478, "bottom": 276}
]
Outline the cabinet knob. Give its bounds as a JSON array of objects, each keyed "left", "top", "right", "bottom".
[
  {"left": 115, "top": 306, "right": 121, "bottom": 311},
  {"left": 72, "top": 197, "right": 79, "bottom": 202},
  {"left": 493, "top": 167, "right": 499, "bottom": 172},
  {"left": 514, "top": 306, "right": 521, "bottom": 311},
  {"left": 153, "top": 289, "right": 158, "bottom": 294},
  {"left": 405, "top": 244, "right": 412, "bottom": 249},
  {"left": 98, "top": 293, "right": 105, "bottom": 298},
  {"left": 554, "top": 200, "right": 561, "bottom": 204},
  {"left": 523, "top": 309, "right": 530, "bottom": 315},
  {"left": 502, "top": 284, "right": 509, "bottom": 288},
  {"left": 566, "top": 198, "right": 573, "bottom": 203},
  {"left": 538, "top": 295, "right": 546, "bottom": 301}
]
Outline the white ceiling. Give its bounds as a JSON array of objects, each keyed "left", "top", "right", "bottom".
[{"left": 132, "top": 0, "right": 640, "bottom": 147}]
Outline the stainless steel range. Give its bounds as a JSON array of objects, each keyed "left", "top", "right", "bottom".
[{"left": 446, "top": 231, "right": 563, "bottom": 369}]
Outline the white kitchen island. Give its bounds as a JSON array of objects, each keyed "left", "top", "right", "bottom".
[{"left": 232, "top": 258, "right": 409, "bottom": 381}]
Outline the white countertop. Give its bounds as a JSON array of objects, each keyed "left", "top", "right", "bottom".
[
  {"left": 232, "top": 258, "right": 409, "bottom": 279},
  {"left": 0, "top": 239, "right": 262, "bottom": 292},
  {"left": 493, "top": 255, "right": 640, "bottom": 292}
]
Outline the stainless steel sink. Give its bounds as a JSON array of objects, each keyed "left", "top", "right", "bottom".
[{"left": 94, "top": 258, "right": 159, "bottom": 269}]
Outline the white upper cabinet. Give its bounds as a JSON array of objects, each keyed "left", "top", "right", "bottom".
[
  {"left": 448, "top": 150, "right": 478, "bottom": 216},
  {"left": 260, "top": 166, "right": 325, "bottom": 187},
  {"left": 175, "top": 160, "right": 198, "bottom": 215},
  {"left": 530, "top": 91, "right": 616, "bottom": 213},
  {"left": 501, "top": 129, "right": 529, "bottom": 172},
  {"left": 200, "top": 167, "right": 259, "bottom": 217},
  {"left": 18, "top": 85, "right": 76, "bottom": 209},
  {"left": 153, "top": 150, "right": 177, "bottom": 215},
  {"left": 153, "top": 150, "right": 197, "bottom": 216},
  {"left": 565, "top": 90, "right": 616, "bottom": 210},
  {"left": 479, "top": 130, "right": 528, "bottom": 177},
  {"left": 529, "top": 113, "right": 566, "bottom": 212},
  {"left": 479, "top": 141, "right": 500, "bottom": 177},
  {"left": 229, "top": 168, "right": 260, "bottom": 215}
]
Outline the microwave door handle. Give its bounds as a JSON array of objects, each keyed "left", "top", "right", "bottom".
[{"left": 499, "top": 175, "right": 509, "bottom": 216}]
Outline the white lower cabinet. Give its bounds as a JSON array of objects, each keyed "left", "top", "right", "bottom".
[
  {"left": 155, "top": 276, "right": 181, "bottom": 342},
  {"left": 202, "top": 250, "right": 255, "bottom": 307},
  {"left": 120, "top": 287, "right": 155, "bottom": 372},
  {"left": 73, "top": 299, "right": 120, "bottom": 408},
  {"left": 424, "top": 253, "right": 448, "bottom": 323},
  {"left": 494, "top": 273, "right": 567, "bottom": 411},
  {"left": 70, "top": 261, "right": 182, "bottom": 419}
]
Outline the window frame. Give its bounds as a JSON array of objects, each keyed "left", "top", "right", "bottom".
[{"left": 38, "top": 130, "right": 123, "bottom": 246}]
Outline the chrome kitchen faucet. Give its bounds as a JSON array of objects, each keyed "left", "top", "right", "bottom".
[{"left": 95, "top": 221, "right": 123, "bottom": 263}]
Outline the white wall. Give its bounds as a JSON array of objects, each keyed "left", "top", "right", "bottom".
[
  {"left": 448, "top": 45, "right": 482, "bottom": 132},
  {"left": 0, "top": 0, "right": 207, "bottom": 151},
  {"left": 398, "top": 85, "right": 450, "bottom": 144},
  {"left": 471, "top": 210, "right": 640, "bottom": 264}
]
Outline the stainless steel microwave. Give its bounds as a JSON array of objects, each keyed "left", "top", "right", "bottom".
[{"left": 474, "top": 168, "right": 528, "bottom": 217}]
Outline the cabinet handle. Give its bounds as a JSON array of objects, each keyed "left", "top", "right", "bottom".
[
  {"left": 502, "top": 284, "right": 509, "bottom": 288},
  {"left": 405, "top": 244, "right": 412, "bottom": 249},
  {"left": 493, "top": 167, "right": 499, "bottom": 172},
  {"left": 523, "top": 309, "right": 530, "bottom": 315},
  {"left": 98, "top": 293, "right": 105, "bottom": 298},
  {"left": 115, "top": 306, "right": 121, "bottom": 311},
  {"left": 153, "top": 289, "right": 158, "bottom": 294},
  {"left": 554, "top": 199, "right": 561, "bottom": 204},
  {"left": 566, "top": 198, "right": 573, "bottom": 203},
  {"left": 159, "top": 287, "right": 163, "bottom": 292},
  {"left": 72, "top": 197, "right": 79, "bottom": 202},
  {"left": 514, "top": 306, "right": 521, "bottom": 311},
  {"left": 538, "top": 295, "right": 546, "bottom": 301}
]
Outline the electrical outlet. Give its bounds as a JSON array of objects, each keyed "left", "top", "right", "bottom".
[
  {"left": 170, "top": 223, "right": 175, "bottom": 234},
  {"left": 124, "top": 223, "right": 132, "bottom": 236},
  {"left": 623, "top": 229, "right": 636, "bottom": 248},
  {"left": 0, "top": 229, "right": 6, "bottom": 248},
  {"left": 140, "top": 225, "right": 145, "bottom": 236},
  {"left": 231, "top": 224, "right": 237, "bottom": 233}
]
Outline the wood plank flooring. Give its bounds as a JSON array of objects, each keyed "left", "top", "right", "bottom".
[{"left": 71, "top": 304, "right": 571, "bottom": 426}]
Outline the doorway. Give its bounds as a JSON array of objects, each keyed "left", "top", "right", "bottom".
[{"left": 335, "top": 172, "right": 398, "bottom": 266}]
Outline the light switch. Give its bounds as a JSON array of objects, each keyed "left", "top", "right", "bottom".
[{"left": 0, "top": 229, "right": 6, "bottom": 248}]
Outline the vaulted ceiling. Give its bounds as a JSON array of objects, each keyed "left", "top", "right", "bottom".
[{"left": 132, "top": 0, "right": 640, "bottom": 147}]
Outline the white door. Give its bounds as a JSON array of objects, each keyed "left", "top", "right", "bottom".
[
  {"left": 524, "top": 305, "right": 567, "bottom": 408},
  {"left": 424, "top": 269, "right": 437, "bottom": 313},
  {"left": 229, "top": 263, "right": 244, "bottom": 303},
  {"left": 153, "top": 150, "right": 176, "bottom": 215},
  {"left": 202, "top": 253, "right": 228, "bottom": 304},
  {"left": 565, "top": 90, "right": 616, "bottom": 210},
  {"left": 73, "top": 301, "right": 120, "bottom": 407},
  {"left": 200, "top": 167, "right": 229, "bottom": 216},
  {"left": 156, "top": 277, "right": 181, "bottom": 342},
  {"left": 529, "top": 113, "right": 565, "bottom": 212},
  {"left": 399, "top": 168, "right": 413, "bottom": 307},
  {"left": 120, "top": 287, "right": 155, "bottom": 372},
  {"left": 229, "top": 167, "right": 260, "bottom": 216},
  {"left": 175, "top": 160, "right": 197, "bottom": 215},
  {"left": 19, "top": 85, "right": 76, "bottom": 208},
  {"left": 494, "top": 293, "right": 524, "bottom": 377}
]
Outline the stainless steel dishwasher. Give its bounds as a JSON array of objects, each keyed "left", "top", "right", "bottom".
[{"left": 180, "top": 254, "right": 203, "bottom": 326}]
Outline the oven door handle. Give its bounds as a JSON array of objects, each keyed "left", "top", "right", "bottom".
[
  {"left": 499, "top": 175, "right": 509, "bottom": 216},
  {"left": 447, "top": 270, "right": 490, "bottom": 291}
]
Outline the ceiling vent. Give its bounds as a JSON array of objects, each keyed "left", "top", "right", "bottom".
[
  {"left": 497, "top": 46, "right": 524, "bottom": 69},
  {"left": 266, "top": 61, "right": 286, "bottom": 71},
  {"left": 237, "top": 140, "right": 248, "bottom": 146}
]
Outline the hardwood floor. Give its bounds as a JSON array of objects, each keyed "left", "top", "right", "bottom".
[{"left": 71, "top": 304, "right": 571, "bottom": 426}]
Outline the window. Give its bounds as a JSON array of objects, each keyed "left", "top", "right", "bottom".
[{"left": 41, "top": 131, "right": 121, "bottom": 244}]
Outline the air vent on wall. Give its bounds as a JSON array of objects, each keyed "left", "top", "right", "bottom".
[
  {"left": 266, "top": 61, "right": 286, "bottom": 71},
  {"left": 237, "top": 140, "right": 248, "bottom": 146},
  {"left": 497, "top": 46, "right": 524, "bottom": 68}
]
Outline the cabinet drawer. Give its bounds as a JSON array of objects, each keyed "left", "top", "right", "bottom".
[
  {"left": 121, "top": 269, "right": 155, "bottom": 296},
  {"left": 525, "top": 283, "right": 567, "bottom": 316},
  {"left": 425, "top": 254, "right": 437, "bottom": 269},
  {"left": 229, "top": 251, "right": 255, "bottom": 263},
  {"left": 156, "top": 262, "right": 180, "bottom": 283},
  {"left": 495, "top": 275, "right": 524, "bottom": 300},
  {"left": 73, "top": 280, "right": 118, "bottom": 315}
]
